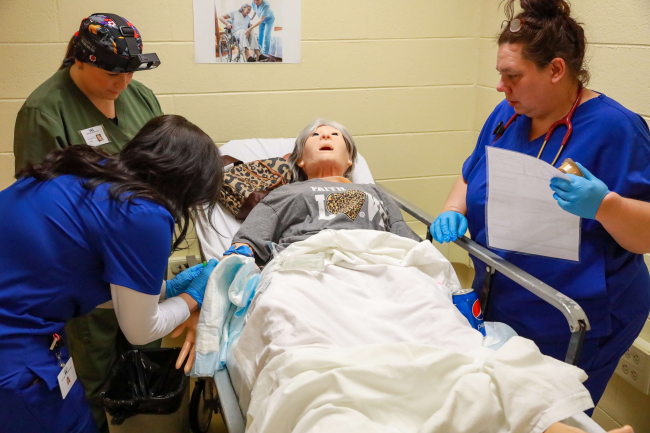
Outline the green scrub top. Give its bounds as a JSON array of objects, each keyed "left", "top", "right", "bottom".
[{"left": 13, "top": 66, "right": 163, "bottom": 173}]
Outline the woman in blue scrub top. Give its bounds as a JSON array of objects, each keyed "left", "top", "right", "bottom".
[
  {"left": 432, "top": 0, "right": 650, "bottom": 407},
  {"left": 0, "top": 115, "right": 222, "bottom": 433},
  {"left": 249, "top": 0, "right": 275, "bottom": 60}
]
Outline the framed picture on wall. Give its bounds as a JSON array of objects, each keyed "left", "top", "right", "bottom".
[{"left": 193, "top": 0, "right": 301, "bottom": 63}]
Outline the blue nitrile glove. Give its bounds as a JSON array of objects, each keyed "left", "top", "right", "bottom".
[
  {"left": 430, "top": 211, "right": 468, "bottom": 243},
  {"left": 550, "top": 162, "right": 610, "bottom": 220},
  {"left": 165, "top": 263, "right": 205, "bottom": 298},
  {"left": 184, "top": 259, "right": 219, "bottom": 308},
  {"left": 223, "top": 244, "right": 254, "bottom": 257}
]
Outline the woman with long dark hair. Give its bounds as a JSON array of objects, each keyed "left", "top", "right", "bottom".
[
  {"left": 0, "top": 115, "right": 222, "bottom": 433},
  {"left": 14, "top": 13, "right": 162, "bottom": 172},
  {"left": 13, "top": 14, "right": 166, "bottom": 431}
]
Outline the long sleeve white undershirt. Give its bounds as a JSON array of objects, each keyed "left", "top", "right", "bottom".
[{"left": 110, "top": 282, "right": 191, "bottom": 346}]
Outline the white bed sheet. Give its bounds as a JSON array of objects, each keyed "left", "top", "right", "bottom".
[{"left": 235, "top": 230, "right": 595, "bottom": 433}]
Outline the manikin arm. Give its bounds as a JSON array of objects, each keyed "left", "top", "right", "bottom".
[{"left": 546, "top": 423, "right": 632, "bottom": 433}]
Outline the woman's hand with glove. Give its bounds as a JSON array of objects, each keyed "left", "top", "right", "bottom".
[
  {"left": 430, "top": 211, "right": 468, "bottom": 243},
  {"left": 550, "top": 162, "right": 610, "bottom": 219},
  {"left": 165, "top": 263, "right": 205, "bottom": 299},
  {"left": 182, "top": 258, "right": 218, "bottom": 309},
  {"left": 170, "top": 259, "right": 218, "bottom": 372}
]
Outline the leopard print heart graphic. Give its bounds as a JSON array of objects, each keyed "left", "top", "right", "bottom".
[{"left": 326, "top": 190, "right": 366, "bottom": 220}]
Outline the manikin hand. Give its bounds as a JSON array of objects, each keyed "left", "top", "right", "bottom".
[
  {"left": 545, "top": 423, "right": 633, "bottom": 433},
  {"left": 223, "top": 243, "right": 254, "bottom": 257},
  {"left": 171, "top": 310, "right": 200, "bottom": 373}
]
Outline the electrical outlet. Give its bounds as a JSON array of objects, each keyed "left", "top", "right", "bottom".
[
  {"left": 167, "top": 257, "right": 188, "bottom": 280},
  {"left": 167, "top": 255, "right": 201, "bottom": 280},
  {"left": 615, "top": 338, "right": 650, "bottom": 395}
]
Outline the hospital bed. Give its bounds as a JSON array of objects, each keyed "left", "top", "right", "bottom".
[{"left": 190, "top": 138, "right": 605, "bottom": 433}]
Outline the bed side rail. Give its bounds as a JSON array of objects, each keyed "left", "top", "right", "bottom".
[
  {"left": 214, "top": 369, "right": 246, "bottom": 433},
  {"left": 376, "top": 184, "right": 590, "bottom": 365}
]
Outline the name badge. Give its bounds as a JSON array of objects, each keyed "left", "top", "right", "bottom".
[
  {"left": 57, "top": 357, "right": 77, "bottom": 399},
  {"left": 79, "top": 125, "right": 110, "bottom": 147}
]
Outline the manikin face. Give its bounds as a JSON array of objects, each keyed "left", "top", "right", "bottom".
[
  {"left": 76, "top": 61, "right": 133, "bottom": 101},
  {"left": 495, "top": 43, "right": 556, "bottom": 118},
  {"left": 298, "top": 126, "right": 352, "bottom": 179}
]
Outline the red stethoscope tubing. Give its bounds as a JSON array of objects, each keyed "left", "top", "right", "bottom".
[{"left": 493, "top": 87, "right": 584, "bottom": 166}]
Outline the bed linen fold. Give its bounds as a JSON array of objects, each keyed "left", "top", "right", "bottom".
[
  {"left": 190, "top": 254, "right": 259, "bottom": 377},
  {"left": 229, "top": 229, "right": 592, "bottom": 431}
]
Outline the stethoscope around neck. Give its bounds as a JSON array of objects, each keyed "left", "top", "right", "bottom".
[{"left": 491, "top": 86, "right": 584, "bottom": 166}]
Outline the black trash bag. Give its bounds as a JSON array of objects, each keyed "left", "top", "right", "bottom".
[{"left": 100, "top": 348, "right": 189, "bottom": 425}]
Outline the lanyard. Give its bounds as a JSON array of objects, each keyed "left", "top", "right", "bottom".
[{"left": 49, "top": 333, "right": 66, "bottom": 368}]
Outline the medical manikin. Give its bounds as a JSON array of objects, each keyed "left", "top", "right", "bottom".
[{"left": 173, "top": 119, "right": 633, "bottom": 433}]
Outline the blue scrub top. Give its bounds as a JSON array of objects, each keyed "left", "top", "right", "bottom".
[
  {"left": 0, "top": 175, "right": 174, "bottom": 391},
  {"left": 252, "top": 0, "right": 274, "bottom": 21},
  {"left": 463, "top": 94, "right": 650, "bottom": 342}
]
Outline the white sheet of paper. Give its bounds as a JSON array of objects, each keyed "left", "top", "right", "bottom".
[{"left": 486, "top": 146, "right": 580, "bottom": 261}]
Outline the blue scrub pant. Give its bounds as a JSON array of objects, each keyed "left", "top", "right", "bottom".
[
  {"left": 0, "top": 367, "right": 98, "bottom": 433},
  {"left": 258, "top": 17, "right": 275, "bottom": 55},
  {"left": 535, "top": 311, "right": 647, "bottom": 413}
]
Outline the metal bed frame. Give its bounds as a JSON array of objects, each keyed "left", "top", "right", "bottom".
[{"left": 190, "top": 184, "right": 591, "bottom": 433}]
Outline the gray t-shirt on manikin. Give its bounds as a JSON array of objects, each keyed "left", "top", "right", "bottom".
[{"left": 233, "top": 179, "right": 422, "bottom": 264}]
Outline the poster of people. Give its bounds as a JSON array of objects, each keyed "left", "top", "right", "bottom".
[{"left": 193, "top": 0, "right": 301, "bottom": 63}]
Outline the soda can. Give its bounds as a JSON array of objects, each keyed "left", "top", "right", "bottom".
[{"left": 452, "top": 288, "right": 486, "bottom": 336}]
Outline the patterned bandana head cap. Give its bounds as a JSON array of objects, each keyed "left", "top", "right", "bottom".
[{"left": 74, "top": 14, "right": 143, "bottom": 72}]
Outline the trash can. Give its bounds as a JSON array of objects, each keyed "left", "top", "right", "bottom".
[{"left": 100, "top": 348, "right": 190, "bottom": 433}]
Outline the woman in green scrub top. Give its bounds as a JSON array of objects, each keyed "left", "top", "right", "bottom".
[
  {"left": 13, "top": 14, "right": 163, "bottom": 433},
  {"left": 14, "top": 13, "right": 162, "bottom": 170}
]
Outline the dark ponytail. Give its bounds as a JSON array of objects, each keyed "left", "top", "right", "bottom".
[
  {"left": 59, "top": 34, "right": 77, "bottom": 70},
  {"left": 17, "top": 115, "right": 223, "bottom": 252},
  {"left": 499, "top": 0, "right": 589, "bottom": 86}
]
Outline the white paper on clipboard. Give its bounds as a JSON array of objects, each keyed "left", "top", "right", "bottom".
[{"left": 486, "top": 146, "right": 581, "bottom": 261}]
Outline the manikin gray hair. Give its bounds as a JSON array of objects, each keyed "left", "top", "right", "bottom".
[
  {"left": 288, "top": 119, "right": 358, "bottom": 182},
  {"left": 239, "top": 3, "right": 252, "bottom": 13}
]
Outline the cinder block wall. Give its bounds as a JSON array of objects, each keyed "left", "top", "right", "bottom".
[{"left": 477, "top": 1, "right": 650, "bottom": 430}]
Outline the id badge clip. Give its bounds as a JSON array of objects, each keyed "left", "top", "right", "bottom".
[{"left": 49, "top": 333, "right": 77, "bottom": 399}]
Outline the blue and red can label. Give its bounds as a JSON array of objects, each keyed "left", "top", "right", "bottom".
[{"left": 453, "top": 288, "right": 486, "bottom": 336}]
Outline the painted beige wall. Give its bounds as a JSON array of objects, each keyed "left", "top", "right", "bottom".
[{"left": 1, "top": 0, "right": 650, "bottom": 428}]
